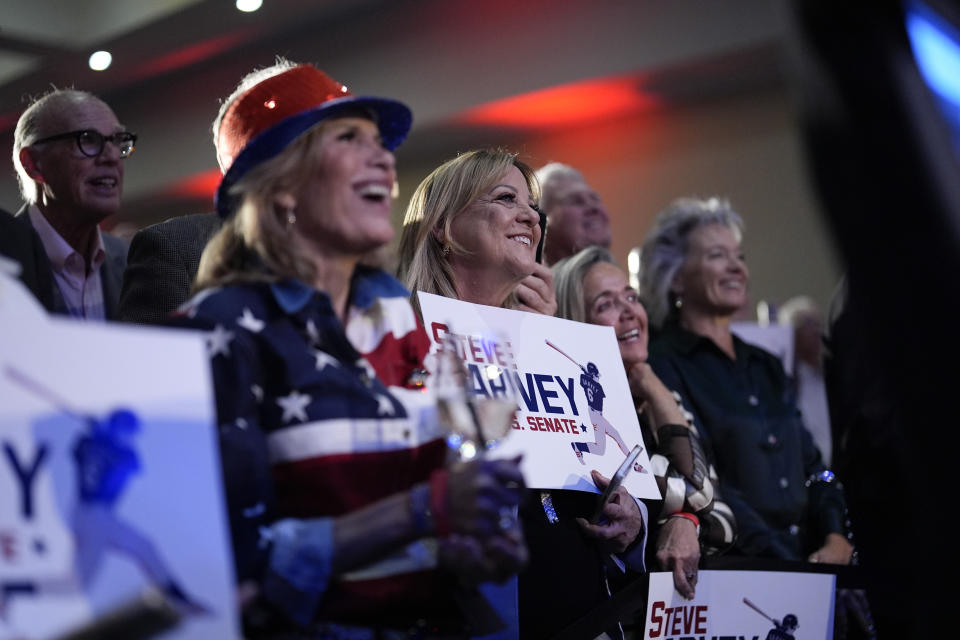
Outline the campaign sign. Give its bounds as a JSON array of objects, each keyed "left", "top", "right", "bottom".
[
  {"left": 0, "top": 311, "right": 238, "bottom": 639},
  {"left": 643, "top": 570, "right": 835, "bottom": 640},
  {"left": 418, "top": 292, "right": 660, "bottom": 499}
]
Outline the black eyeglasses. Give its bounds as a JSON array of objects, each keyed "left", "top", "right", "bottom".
[{"left": 31, "top": 129, "right": 138, "bottom": 158}]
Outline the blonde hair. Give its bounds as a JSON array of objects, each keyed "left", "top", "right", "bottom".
[
  {"left": 195, "top": 124, "right": 327, "bottom": 291},
  {"left": 552, "top": 246, "right": 617, "bottom": 323},
  {"left": 396, "top": 149, "right": 539, "bottom": 308}
]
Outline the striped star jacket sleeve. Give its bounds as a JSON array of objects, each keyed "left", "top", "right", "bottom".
[{"left": 171, "top": 268, "right": 460, "bottom": 629}]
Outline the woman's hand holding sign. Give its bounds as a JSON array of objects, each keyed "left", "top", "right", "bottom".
[{"left": 655, "top": 516, "right": 700, "bottom": 600}]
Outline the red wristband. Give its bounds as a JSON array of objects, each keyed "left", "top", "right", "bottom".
[
  {"left": 669, "top": 511, "right": 700, "bottom": 529},
  {"left": 429, "top": 469, "right": 451, "bottom": 537}
]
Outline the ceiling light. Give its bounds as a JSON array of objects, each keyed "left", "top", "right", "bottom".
[
  {"left": 89, "top": 51, "right": 112, "bottom": 71},
  {"left": 236, "top": 0, "right": 262, "bottom": 12}
]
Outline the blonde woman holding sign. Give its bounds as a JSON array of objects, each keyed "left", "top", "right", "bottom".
[{"left": 398, "top": 149, "right": 646, "bottom": 639}]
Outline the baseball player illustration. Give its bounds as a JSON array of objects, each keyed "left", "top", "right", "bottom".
[
  {"left": 765, "top": 614, "right": 799, "bottom": 640},
  {"left": 545, "top": 341, "right": 631, "bottom": 464},
  {"left": 744, "top": 597, "right": 799, "bottom": 639},
  {"left": 1, "top": 367, "right": 209, "bottom": 620}
]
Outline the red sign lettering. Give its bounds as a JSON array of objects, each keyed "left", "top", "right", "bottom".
[
  {"left": 696, "top": 605, "right": 708, "bottom": 633},
  {"left": 670, "top": 604, "right": 683, "bottom": 636},
  {"left": 648, "top": 600, "right": 665, "bottom": 637}
]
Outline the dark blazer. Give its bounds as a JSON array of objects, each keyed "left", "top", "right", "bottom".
[
  {"left": 118, "top": 212, "right": 222, "bottom": 325},
  {"left": 0, "top": 205, "right": 127, "bottom": 319}
]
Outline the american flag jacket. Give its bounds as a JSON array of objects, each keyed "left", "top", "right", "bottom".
[{"left": 173, "top": 267, "right": 458, "bottom": 629}]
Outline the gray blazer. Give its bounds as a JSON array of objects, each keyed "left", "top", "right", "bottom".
[
  {"left": 118, "top": 212, "right": 222, "bottom": 325},
  {"left": 0, "top": 205, "right": 127, "bottom": 319}
]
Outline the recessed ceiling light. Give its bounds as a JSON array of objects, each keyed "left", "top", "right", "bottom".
[
  {"left": 89, "top": 51, "right": 112, "bottom": 71},
  {"left": 236, "top": 0, "right": 262, "bottom": 12}
]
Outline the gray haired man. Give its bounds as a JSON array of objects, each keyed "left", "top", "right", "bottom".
[
  {"left": 536, "top": 162, "right": 612, "bottom": 266},
  {"left": 3, "top": 89, "right": 132, "bottom": 319}
]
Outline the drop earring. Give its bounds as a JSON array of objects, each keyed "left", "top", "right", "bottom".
[{"left": 286, "top": 209, "right": 297, "bottom": 228}]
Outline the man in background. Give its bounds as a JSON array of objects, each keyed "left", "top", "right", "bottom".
[
  {"left": 3, "top": 89, "right": 131, "bottom": 319},
  {"left": 536, "top": 162, "right": 612, "bottom": 266}
]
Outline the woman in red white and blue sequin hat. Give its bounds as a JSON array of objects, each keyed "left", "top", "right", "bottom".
[{"left": 176, "top": 61, "right": 528, "bottom": 637}]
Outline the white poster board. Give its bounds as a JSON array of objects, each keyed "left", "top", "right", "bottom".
[
  {"left": 643, "top": 570, "right": 835, "bottom": 639},
  {"left": 0, "top": 280, "right": 238, "bottom": 640},
  {"left": 418, "top": 292, "right": 660, "bottom": 500},
  {"left": 731, "top": 323, "right": 794, "bottom": 375}
]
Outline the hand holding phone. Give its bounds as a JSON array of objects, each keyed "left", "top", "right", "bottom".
[
  {"left": 590, "top": 444, "right": 643, "bottom": 524},
  {"left": 575, "top": 446, "right": 646, "bottom": 554}
]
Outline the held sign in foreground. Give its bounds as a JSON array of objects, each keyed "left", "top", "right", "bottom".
[
  {"left": 0, "top": 286, "right": 238, "bottom": 640},
  {"left": 644, "top": 570, "right": 835, "bottom": 639},
  {"left": 418, "top": 291, "right": 660, "bottom": 500}
]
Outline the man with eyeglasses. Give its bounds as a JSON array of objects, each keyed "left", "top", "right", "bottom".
[
  {"left": 1, "top": 89, "right": 134, "bottom": 319},
  {"left": 535, "top": 162, "right": 613, "bottom": 266}
]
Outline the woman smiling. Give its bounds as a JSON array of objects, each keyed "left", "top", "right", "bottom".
[
  {"left": 554, "top": 246, "right": 737, "bottom": 602},
  {"left": 399, "top": 151, "right": 645, "bottom": 639},
  {"left": 397, "top": 149, "right": 556, "bottom": 315},
  {"left": 176, "top": 64, "right": 527, "bottom": 637},
  {"left": 641, "top": 197, "right": 852, "bottom": 565}
]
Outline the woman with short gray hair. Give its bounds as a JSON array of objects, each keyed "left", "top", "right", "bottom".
[
  {"left": 642, "top": 196, "right": 853, "bottom": 566},
  {"left": 638, "top": 197, "right": 743, "bottom": 330}
]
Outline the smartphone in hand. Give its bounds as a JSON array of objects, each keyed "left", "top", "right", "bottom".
[
  {"left": 534, "top": 205, "right": 547, "bottom": 264},
  {"left": 590, "top": 444, "right": 643, "bottom": 523}
]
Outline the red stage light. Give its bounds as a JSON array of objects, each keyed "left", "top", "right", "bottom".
[
  {"left": 166, "top": 168, "right": 221, "bottom": 200},
  {"left": 457, "top": 74, "right": 661, "bottom": 128},
  {"left": 133, "top": 33, "right": 249, "bottom": 80}
]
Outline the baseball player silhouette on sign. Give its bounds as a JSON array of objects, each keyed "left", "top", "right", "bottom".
[
  {"left": 1, "top": 366, "right": 209, "bottom": 620},
  {"left": 744, "top": 597, "right": 799, "bottom": 640},
  {"left": 545, "top": 341, "right": 632, "bottom": 465}
]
